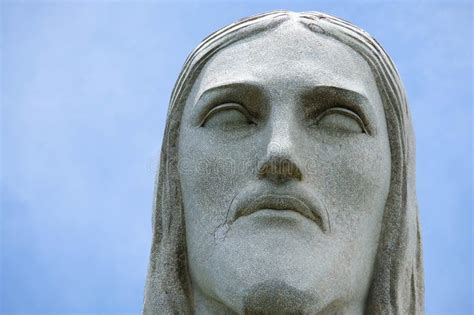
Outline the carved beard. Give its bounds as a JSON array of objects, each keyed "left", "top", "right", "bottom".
[{"left": 242, "top": 279, "right": 315, "bottom": 315}]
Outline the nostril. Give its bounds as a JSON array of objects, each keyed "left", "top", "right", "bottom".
[{"left": 257, "top": 157, "right": 302, "bottom": 183}]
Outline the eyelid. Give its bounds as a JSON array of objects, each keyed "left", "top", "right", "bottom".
[
  {"left": 198, "top": 103, "right": 256, "bottom": 127},
  {"left": 315, "top": 107, "right": 369, "bottom": 134}
]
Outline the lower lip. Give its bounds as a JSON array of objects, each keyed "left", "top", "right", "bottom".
[{"left": 247, "top": 209, "right": 308, "bottom": 224}]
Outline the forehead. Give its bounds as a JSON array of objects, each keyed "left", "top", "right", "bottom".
[{"left": 190, "top": 20, "right": 379, "bottom": 101}]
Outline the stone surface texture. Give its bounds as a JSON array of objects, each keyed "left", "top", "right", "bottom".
[{"left": 143, "top": 11, "right": 423, "bottom": 315}]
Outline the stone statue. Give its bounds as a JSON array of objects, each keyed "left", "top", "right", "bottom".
[{"left": 143, "top": 11, "right": 423, "bottom": 315}]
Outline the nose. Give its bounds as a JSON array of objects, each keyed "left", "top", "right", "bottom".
[
  {"left": 257, "top": 155, "right": 302, "bottom": 183},
  {"left": 257, "top": 116, "right": 303, "bottom": 184}
]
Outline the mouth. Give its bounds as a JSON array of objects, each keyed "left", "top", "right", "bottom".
[{"left": 234, "top": 194, "right": 326, "bottom": 232}]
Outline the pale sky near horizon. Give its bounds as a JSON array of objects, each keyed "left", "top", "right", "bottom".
[{"left": 2, "top": 1, "right": 472, "bottom": 314}]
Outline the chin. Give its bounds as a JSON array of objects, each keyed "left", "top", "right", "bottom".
[
  {"left": 203, "top": 219, "right": 345, "bottom": 314},
  {"left": 241, "top": 279, "right": 316, "bottom": 315},
  {"left": 212, "top": 240, "right": 329, "bottom": 314}
]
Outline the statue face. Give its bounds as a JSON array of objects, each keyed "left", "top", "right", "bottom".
[{"left": 178, "top": 22, "right": 391, "bottom": 314}]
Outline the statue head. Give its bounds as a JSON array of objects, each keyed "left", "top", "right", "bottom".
[{"left": 143, "top": 11, "right": 423, "bottom": 315}]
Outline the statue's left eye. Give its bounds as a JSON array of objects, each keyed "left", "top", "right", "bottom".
[
  {"left": 313, "top": 107, "right": 368, "bottom": 134},
  {"left": 199, "top": 103, "right": 256, "bottom": 130}
]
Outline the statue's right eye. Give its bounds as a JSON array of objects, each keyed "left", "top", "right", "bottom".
[{"left": 199, "top": 103, "right": 256, "bottom": 130}]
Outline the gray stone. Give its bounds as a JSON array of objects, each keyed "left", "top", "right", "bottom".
[{"left": 143, "top": 11, "right": 423, "bottom": 315}]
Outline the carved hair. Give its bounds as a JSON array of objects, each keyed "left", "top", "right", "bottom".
[{"left": 143, "top": 11, "right": 423, "bottom": 314}]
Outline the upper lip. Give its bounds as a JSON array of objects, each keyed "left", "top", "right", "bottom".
[{"left": 229, "top": 188, "right": 329, "bottom": 233}]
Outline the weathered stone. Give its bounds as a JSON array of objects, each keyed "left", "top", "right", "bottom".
[{"left": 143, "top": 11, "right": 423, "bottom": 315}]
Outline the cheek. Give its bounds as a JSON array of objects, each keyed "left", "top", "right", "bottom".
[
  {"left": 303, "top": 134, "right": 391, "bottom": 234},
  {"left": 178, "top": 128, "right": 257, "bottom": 236}
]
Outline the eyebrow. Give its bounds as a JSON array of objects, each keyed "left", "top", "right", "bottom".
[
  {"left": 194, "top": 81, "right": 264, "bottom": 108},
  {"left": 308, "top": 85, "right": 370, "bottom": 104},
  {"left": 196, "top": 82, "right": 370, "bottom": 107}
]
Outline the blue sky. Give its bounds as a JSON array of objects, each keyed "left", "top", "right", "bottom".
[{"left": 1, "top": 1, "right": 472, "bottom": 314}]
